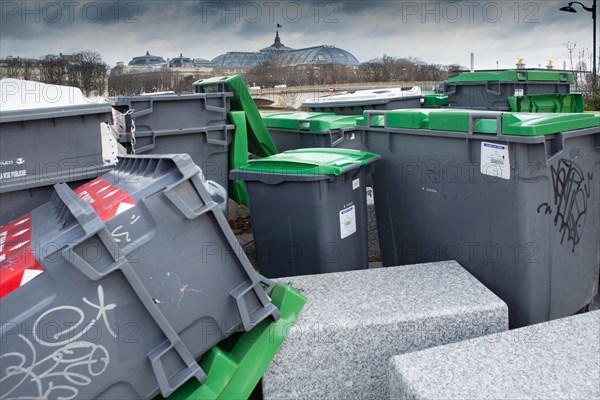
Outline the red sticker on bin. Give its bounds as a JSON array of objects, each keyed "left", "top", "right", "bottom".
[
  {"left": 74, "top": 177, "right": 135, "bottom": 221},
  {"left": 0, "top": 179, "right": 135, "bottom": 299},
  {"left": 0, "top": 213, "right": 44, "bottom": 299}
]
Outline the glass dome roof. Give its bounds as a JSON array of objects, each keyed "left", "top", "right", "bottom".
[
  {"left": 128, "top": 51, "right": 166, "bottom": 66},
  {"left": 275, "top": 46, "right": 359, "bottom": 66},
  {"left": 209, "top": 32, "right": 359, "bottom": 69},
  {"left": 168, "top": 53, "right": 195, "bottom": 68},
  {"left": 211, "top": 52, "right": 267, "bottom": 69}
]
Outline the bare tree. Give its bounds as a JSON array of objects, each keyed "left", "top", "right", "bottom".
[
  {"left": 73, "top": 51, "right": 108, "bottom": 96},
  {"left": 564, "top": 41, "right": 578, "bottom": 91},
  {"left": 39, "top": 54, "right": 69, "bottom": 85}
]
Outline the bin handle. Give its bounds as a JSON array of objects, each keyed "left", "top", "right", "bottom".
[
  {"left": 467, "top": 112, "right": 503, "bottom": 137},
  {"left": 229, "top": 277, "right": 281, "bottom": 331},
  {"left": 206, "top": 125, "right": 231, "bottom": 147},
  {"left": 465, "top": 112, "right": 505, "bottom": 164},
  {"left": 330, "top": 130, "right": 344, "bottom": 147},
  {"left": 163, "top": 182, "right": 220, "bottom": 220},
  {"left": 485, "top": 81, "right": 502, "bottom": 96},
  {"left": 52, "top": 183, "right": 208, "bottom": 398},
  {"left": 297, "top": 119, "right": 312, "bottom": 131},
  {"left": 444, "top": 83, "right": 456, "bottom": 96},
  {"left": 543, "top": 132, "right": 566, "bottom": 165},
  {"left": 296, "top": 119, "right": 312, "bottom": 146},
  {"left": 365, "top": 110, "right": 387, "bottom": 128},
  {"left": 204, "top": 92, "right": 229, "bottom": 113},
  {"left": 132, "top": 129, "right": 157, "bottom": 153}
]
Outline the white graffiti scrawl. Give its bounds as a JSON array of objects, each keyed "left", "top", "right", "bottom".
[{"left": 0, "top": 285, "right": 116, "bottom": 400}]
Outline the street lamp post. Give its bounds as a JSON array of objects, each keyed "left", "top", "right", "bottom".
[{"left": 560, "top": 0, "right": 597, "bottom": 89}]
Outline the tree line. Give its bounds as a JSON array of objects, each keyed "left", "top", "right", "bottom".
[
  {"left": 244, "top": 55, "right": 465, "bottom": 88},
  {"left": 1, "top": 51, "right": 108, "bottom": 96},
  {"left": 2, "top": 51, "right": 467, "bottom": 96}
]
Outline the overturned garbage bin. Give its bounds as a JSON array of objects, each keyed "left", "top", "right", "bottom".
[
  {"left": 230, "top": 148, "right": 381, "bottom": 278},
  {"left": 0, "top": 154, "right": 279, "bottom": 400}
]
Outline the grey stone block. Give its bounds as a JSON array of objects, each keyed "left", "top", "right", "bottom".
[
  {"left": 262, "top": 261, "right": 508, "bottom": 400},
  {"left": 389, "top": 311, "right": 600, "bottom": 400}
]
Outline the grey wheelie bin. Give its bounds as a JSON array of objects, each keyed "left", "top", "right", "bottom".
[
  {"left": 262, "top": 111, "right": 365, "bottom": 152},
  {"left": 230, "top": 148, "right": 381, "bottom": 278},
  {"left": 0, "top": 103, "right": 114, "bottom": 224},
  {"left": 0, "top": 154, "right": 280, "bottom": 399},
  {"left": 113, "top": 93, "right": 234, "bottom": 191},
  {"left": 355, "top": 108, "right": 600, "bottom": 328},
  {"left": 444, "top": 70, "right": 572, "bottom": 110}
]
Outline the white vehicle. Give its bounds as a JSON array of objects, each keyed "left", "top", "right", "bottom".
[
  {"left": 274, "top": 84, "right": 287, "bottom": 89},
  {"left": 249, "top": 85, "right": 261, "bottom": 90}
]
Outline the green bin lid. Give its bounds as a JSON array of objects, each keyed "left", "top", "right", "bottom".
[
  {"left": 237, "top": 148, "right": 380, "bottom": 176},
  {"left": 423, "top": 94, "right": 449, "bottom": 106},
  {"left": 262, "top": 111, "right": 359, "bottom": 131},
  {"left": 501, "top": 112, "right": 600, "bottom": 135},
  {"left": 445, "top": 70, "right": 573, "bottom": 83},
  {"left": 356, "top": 109, "right": 455, "bottom": 129},
  {"left": 356, "top": 109, "right": 599, "bottom": 136}
]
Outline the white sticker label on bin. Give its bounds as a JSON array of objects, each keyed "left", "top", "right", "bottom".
[
  {"left": 0, "top": 157, "right": 26, "bottom": 182},
  {"left": 339, "top": 205, "right": 357, "bottom": 239},
  {"left": 352, "top": 178, "right": 360, "bottom": 190},
  {"left": 514, "top": 89, "right": 524, "bottom": 97},
  {"left": 481, "top": 142, "right": 510, "bottom": 180}
]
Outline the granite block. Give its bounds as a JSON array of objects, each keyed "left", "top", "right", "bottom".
[
  {"left": 389, "top": 311, "right": 600, "bottom": 400},
  {"left": 262, "top": 261, "right": 508, "bottom": 400}
]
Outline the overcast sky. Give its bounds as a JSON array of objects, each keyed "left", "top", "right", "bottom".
[{"left": 0, "top": 0, "right": 596, "bottom": 71}]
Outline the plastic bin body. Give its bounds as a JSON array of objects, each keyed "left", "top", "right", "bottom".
[
  {"left": 0, "top": 104, "right": 113, "bottom": 222},
  {"left": 356, "top": 109, "right": 600, "bottom": 328},
  {"left": 0, "top": 164, "right": 115, "bottom": 225},
  {"left": 0, "top": 154, "right": 279, "bottom": 399},
  {"left": 262, "top": 112, "right": 366, "bottom": 152},
  {"left": 305, "top": 96, "right": 422, "bottom": 115},
  {"left": 113, "top": 93, "right": 233, "bottom": 190},
  {"left": 230, "top": 149, "right": 380, "bottom": 278},
  {"left": 444, "top": 70, "right": 572, "bottom": 111},
  {"left": 303, "top": 87, "right": 422, "bottom": 115}
]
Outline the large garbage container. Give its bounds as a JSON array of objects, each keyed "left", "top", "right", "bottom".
[
  {"left": 0, "top": 154, "right": 280, "bottom": 399},
  {"left": 302, "top": 86, "right": 422, "bottom": 115},
  {"left": 0, "top": 103, "right": 115, "bottom": 224},
  {"left": 262, "top": 111, "right": 365, "bottom": 152},
  {"left": 355, "top": 108, "right": 600, "bottom": 327},
  {"left": 113, "top": 93, "right": 234, "bottom": 191},
  {"left": 444, "top": 70, "right": 572, "bottom": 110},
  {"left": 230, "top": 148, "right": 381, "bottom": 278}
]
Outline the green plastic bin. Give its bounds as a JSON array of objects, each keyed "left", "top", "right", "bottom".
[
  {"left": 159, "top": 282, "right": 306, "bottom": 400},
  {"left": 356, "top": 108, "right": 600, "bottom": 327},
  {"left": 230, "top": 148, "right": 381, "bottom": 278},
  {"left": 262, "top": 112, "right": 365, "bottom": 152},
  {"left": 444, "top": 70, "right": 573, "bottom": 110}
]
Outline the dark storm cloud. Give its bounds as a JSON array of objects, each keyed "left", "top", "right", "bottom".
[{"left": 0, "top": 0, "right": 594, "bottom": 69}]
